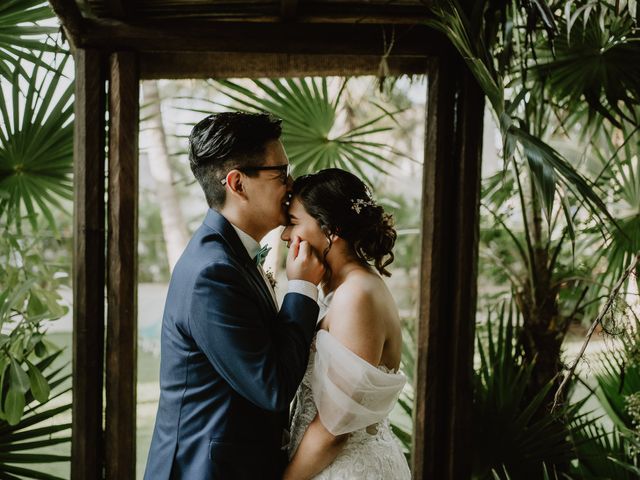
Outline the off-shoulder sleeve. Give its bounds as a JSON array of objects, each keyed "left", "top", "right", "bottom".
[{"left": 310, "top": 330, "right": 406, "bottom": 436}]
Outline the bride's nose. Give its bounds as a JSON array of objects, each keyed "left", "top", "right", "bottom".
[{"left": 281, "top": 226, "right": 291, "bottom": 243}]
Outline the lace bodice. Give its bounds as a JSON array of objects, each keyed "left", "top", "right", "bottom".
[{"left": 288, "top": 295, "right": 411, "bottom": 479}]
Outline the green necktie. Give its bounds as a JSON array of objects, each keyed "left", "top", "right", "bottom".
[{"left": 254, "top": 245, "right": 271, "bottom": 266}]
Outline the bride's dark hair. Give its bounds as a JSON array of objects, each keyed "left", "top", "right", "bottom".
[{"left": 291, "top": 168, "right": 397, "bottom": 276}]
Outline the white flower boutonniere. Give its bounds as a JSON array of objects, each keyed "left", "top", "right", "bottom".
[{"left": 264, "top": 268, "right": 277, "bottom": 290}]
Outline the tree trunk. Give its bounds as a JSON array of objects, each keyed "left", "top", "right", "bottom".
[{"left": 141, "top": 81, "right": 189, "bottom": 271}]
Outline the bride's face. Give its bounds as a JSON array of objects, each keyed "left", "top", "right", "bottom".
[{"left": 281, "top": 197, "right": 329, "bottom": 255}]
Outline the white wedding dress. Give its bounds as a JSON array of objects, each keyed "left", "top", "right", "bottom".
[{"left": 288, "top": 294, "right": 411, "bottom": 479}]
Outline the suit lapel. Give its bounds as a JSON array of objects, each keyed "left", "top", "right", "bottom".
[{"left": 203, "top": 209, "right": 277, "bottom": 314}]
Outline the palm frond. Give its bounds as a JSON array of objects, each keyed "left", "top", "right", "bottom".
[
  {"left": 0, "top": 0, "right": 62, "bottom": 80},
  {"left": 209, "top": 78, "right": 405, "bottom": 185},
  {"left": 0, "top": 58, "right": 74, "bottom": 232}
]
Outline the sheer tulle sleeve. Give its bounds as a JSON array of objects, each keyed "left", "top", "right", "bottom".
[{"left": 310, "top": 330, "right": 406, "bottom": 436}]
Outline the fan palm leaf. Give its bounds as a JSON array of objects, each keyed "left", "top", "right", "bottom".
[
  {"left": 473, "top": 302, "right": 595, "bottom": 479},
  {"left": 570, "top": 421, "right": 639, "bottom": 479},
  {"left": 425, "top": 0, "right": 616, "bottom": 228},
  {"left": 209, "top": 77, "right": 405, "bottom": 184},
  {"left": 0, "top": 0, "right": 60, "bottom": 80},
  {"left": 532, "top": 2, "right": 640, "bottom": 129},
  {"left": 0, "top": 57, "right": 74, "bottom": 232},
  {"left": 582, "top": 121, "right": 640, "bottom": 292},
  {"left": 592, "top": 329, "right": 640, "bottom": 432}
]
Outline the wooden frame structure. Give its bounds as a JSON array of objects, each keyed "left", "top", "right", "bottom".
[{"left": 50, "top": 1, "right": 484, "bottom": 478}]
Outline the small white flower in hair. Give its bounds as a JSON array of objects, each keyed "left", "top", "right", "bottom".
[{"left": 351, "top": 197, "right": 375, "bottom": 214}]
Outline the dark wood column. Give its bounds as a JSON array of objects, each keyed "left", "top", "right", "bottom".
[
  {"left": 412, "top": 55, "right": 485, "bottom": 479},
  {"left": 106, "top": 51, "right": 139, "bottom": 480},
  {"left": 72, "top": 48, "right": 106, "bottom": 480}
]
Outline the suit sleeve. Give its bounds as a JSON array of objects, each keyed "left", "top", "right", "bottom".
[{"left": 189, "top": 262, "right": 319, "bottom": 412}]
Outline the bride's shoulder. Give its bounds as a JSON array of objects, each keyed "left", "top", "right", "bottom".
[
  {"left": 332, "top": 274, "right": 377, "bottom": 306},
  {"left": 327, "top": 276, "right": 385, "bottom": 328}
]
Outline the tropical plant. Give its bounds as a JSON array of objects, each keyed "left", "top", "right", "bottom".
[
  {"left": 564, "top": 305, "right": 640, "bottom": 478},
  {"left": 0, "top": 57, "right": 74, "bottom": 233},
  {"left": 0, "top": 228, "right": 69, "bottom": 425},
  {"left": 390, "top": 318, "right": 415, "bottom": 460},
  {"left": 490, "top": 462, "right": 568, "bottom": 480},
  {"left": 472, "top": 302, "right": 596, "bottom": 479},
  {"left": 569, "top": 421, "right": 639, "bottom": 479},
  {"left": 0, "top": 348, "right": 71, "bottom": 480},
  {"left": 201, "top": 77, "right": 407, "bottom": 184},
  {"left": 585, "top": 119, "right": 640, "bottom": 296},
  {"left": 0, "top": 0, "right": 60, "bottom": 81},
  {"left": 426, "top": 0, "right": 640, "bottom": 403},
  {"left": 391, "top": 301, "right": 614, "bottom": 477}
]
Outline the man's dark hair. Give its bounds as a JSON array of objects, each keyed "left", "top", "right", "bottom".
[{"left": 189, "top": 112, "right": 282, "bottom": 208}]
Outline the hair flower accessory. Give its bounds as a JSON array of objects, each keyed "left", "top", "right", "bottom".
[{"left": 351, "top": 197, "right": 375, "bottom": 214}]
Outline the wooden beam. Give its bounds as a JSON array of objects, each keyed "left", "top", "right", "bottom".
[
  {"left": 281, "top": 0, "right": 298, "bottom": 21},
  {"left": 106, "top": 51, "right": 139, "bottom": 480},
  {"left": 105, "top": 0, "right": 134, "bottom": 19},
  {"left": 140, "top": 51, "right": 429, "bottom": 79},
  {"left": 412, "top": 54, "right": 484, "bottom": 479},
  {"left": 72, "top": 48, "right": 106, "bottom": 480},
  {"left": 77, "top": 20, "right": 441, "bottom": 57},
  {"left": 47, "top": 0, "right": 85, "bottom": 48}
]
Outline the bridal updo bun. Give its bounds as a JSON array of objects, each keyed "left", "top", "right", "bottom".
[{"left": 292, "top": 168, "right": 397, "bottom": 276}]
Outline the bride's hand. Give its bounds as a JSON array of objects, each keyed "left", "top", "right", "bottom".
[{"left": 286, "top": 236, "right": 325, "bottom": 285}]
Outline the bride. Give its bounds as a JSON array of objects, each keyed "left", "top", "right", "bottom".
[{"left": 280, "top": 169, "right": 411, "bottom": 480}]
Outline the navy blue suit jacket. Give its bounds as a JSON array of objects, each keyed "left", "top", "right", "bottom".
[{"left": 144, "top": 209, "right": 319, "bottom": 480}]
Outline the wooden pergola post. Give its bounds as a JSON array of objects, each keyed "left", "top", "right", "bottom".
[
  {"left": 106, "top": 51, "right": 139, "bottom": 480},
  {"left": 412, "top": 56, "right": 485, "bottom": 479},
  {"left": 72, "top": 48, "right": 106, "bottom": 480}
]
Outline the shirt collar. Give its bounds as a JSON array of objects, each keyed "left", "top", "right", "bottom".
[{"left": 230, "top": 223, "right": 261, "bottom": 260}]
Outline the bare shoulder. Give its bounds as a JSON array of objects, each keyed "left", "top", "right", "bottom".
[
  {"left": 328, "top": 270, "right": 388, "bottom": 323},
  {"left": 324, "top": 270, "right": 388, "bottom": 365}
]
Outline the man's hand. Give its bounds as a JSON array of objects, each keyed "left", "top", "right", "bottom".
[{"left": 286, "top": 236, "right": 325, "bottom": 285}]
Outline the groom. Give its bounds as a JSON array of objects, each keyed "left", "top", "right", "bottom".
[{"left": 144, "top": 112, "right": 324, "bottom": 480}]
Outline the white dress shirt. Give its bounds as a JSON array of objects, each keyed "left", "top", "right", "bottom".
[{"left": 230, "top": 224, "right": 318, "bottom": 304}]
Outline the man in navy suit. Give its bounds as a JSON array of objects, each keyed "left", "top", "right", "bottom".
[{"left": 144, "top": 112, "right": 324, "bottom": 479}]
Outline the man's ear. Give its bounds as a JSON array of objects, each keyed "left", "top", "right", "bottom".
[{"left": 225, "top": 170, "right": 246, "bottom": 198}]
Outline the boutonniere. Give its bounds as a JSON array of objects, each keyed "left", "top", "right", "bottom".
[{"left": 264, "top": 268, "right": 277, "bottom": 290}]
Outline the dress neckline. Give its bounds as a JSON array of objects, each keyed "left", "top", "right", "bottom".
[{"left": 315, "top": 330, "right": 403, "bottom": 377}]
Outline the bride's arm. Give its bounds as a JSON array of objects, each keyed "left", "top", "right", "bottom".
[
  {"left": 283, "top": 287, "right": 386, "bottom": 479},
  {"left": 283, "top": 415, "right": 348, "bottom": 480}
]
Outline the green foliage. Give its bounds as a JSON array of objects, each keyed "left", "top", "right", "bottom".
[
  {"left": 379, "top": 192, "right": 421, "bottom": 274},
  {"left": 0, "top": 230, "right": 68, "bottom": 425},
  {"left": 473, "top": 303, "right": 592, "bottom": 479},
  {"left": 532, "top": 1, "right": 640, "bottom": 129},
  {"left": 208, "top": 77, "right": 407, "bottom": 184},
  {"left": 563, "top": 317, "right": 640, "bottom": 478},
  {"left": 390, "top": 319, "right": 415, "bottom": 459},
  {"left": 0, "top": 58, "right": 74, "bottom": 233},
  {"left": 0, "top": 348, "right": 71, "bottom": 479},
  {"left": 0, "top": 0, "right": 60, "bottom": 81},
  {"left": 426, "top": 0, "right": 617, "bottom": 226},
  {"left": 569, "top": 421, "right": 639, "bottom": 479}
]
